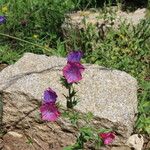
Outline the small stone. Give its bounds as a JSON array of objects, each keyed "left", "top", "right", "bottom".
[
  {"left": 126, "top": 134, "right": 144, "bottom": 150},
  {"left": 3, "top": 132, "right": 33, "bottom": 150},
  {"left": 111, "top": 146, "right": 131, "bottom": 150},
  {"left": 7, "top": 131, "right": 23, "bottom": 138}
]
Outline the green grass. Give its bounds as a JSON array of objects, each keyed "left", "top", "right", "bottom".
[
  {"left": 0, "top": 0, "right": 150, "bottom": 134},
  {"left": 135, "top": 81, "right": 150, "bottom": 133},
  {"left": 0, "top": 0, "right": 76, "bottom": 59},
  {"left": 0, "top": 45, "right": 20, "bottom": 64}
]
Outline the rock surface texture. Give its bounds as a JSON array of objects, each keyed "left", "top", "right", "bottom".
[{"left": 0, "top": 53, "right": 138, "bottom": 149}]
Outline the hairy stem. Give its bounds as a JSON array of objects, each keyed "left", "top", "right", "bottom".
[{"left": 0, "top": 32, "right": 52, "bottom": 51}]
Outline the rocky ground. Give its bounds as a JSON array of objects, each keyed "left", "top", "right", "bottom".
[
  {"left": 0, "top": 53, "right": 144, "bottom": 150},
  {"left": 0, "top": 8, "right": 149, "bottom": 150}
]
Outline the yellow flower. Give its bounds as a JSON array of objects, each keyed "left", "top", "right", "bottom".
[
  {"left": 2, "top": 6, "right": 8, "bottom": 13},
  {"left": 44, "top": 44, "right": 49, "bottom": 48},
  {"left": 33, "top": 34, "right": 38, "bottom": 39}
]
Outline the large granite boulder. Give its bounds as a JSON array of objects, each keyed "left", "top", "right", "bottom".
[{"left": 0, "top": 53, "right": 137, "bottom": 149}]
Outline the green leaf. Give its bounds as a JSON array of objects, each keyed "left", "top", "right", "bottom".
[{"left": 63, "top": 146, "right": 74, "bottom": 150}]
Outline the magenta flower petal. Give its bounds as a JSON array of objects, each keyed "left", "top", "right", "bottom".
[
  {"left": 99, "top": 132, "right": 115, "bottom": 145},
  {"left": 43, "top": 88, "right": 57, "bottom": 103},
  {"left": 67, "top": 51, "right": 83, "bottom": 63},
  {"left": 40, "top": 103, "right": 60, "bottom": 122},
  {"left": 63, "top": 62, "right": 85, "bottom": 83},
  {"left": 103, "top": 137, "right": 114, "bottom": 145}
]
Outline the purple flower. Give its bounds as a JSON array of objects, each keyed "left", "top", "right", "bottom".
[
  {"left": 40, "top": 103, "right": 60, "bottom": 122},
  {"left": 67, "top": 51, "right": 83, "bottom": 63},
  {"left": 0, "top": 16, "right": 6, "bottom": 24},
  {"left": 63, "top": 62, "right": 85, "bottom": 83},
  {"left": 99, "top": 132, "right": 115, "bottom": 145},
  {"left": 43, "top": 88, "right": 57, "bottom": 103}
]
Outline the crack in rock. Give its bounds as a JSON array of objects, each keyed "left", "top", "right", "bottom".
[{"left": 0, "top": 65, "right": 63, "bottom": 91}]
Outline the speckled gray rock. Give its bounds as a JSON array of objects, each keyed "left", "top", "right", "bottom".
[{"left": 0, "top": 53, "right": 138, "bottom": 145}]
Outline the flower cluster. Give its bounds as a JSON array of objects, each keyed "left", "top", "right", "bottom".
[
  {"left": 40, "top": 51, "right": 85, "bottom": 121},
  {"left": 40, "top": 88, "right": 60, "bottom": 121},
  {"left": 63, "top": 51, "right": 85, "bottom": 83},
  {"left": 39, "top": 51, "right": 115, "bottom": 148}
]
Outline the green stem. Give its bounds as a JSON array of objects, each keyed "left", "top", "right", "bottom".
[
  {"left": 67, "top": 84, "right": 73, "bottom": 109},
  {"left": 0, "top": 32, "right": 52, "bottom": 51},
  {"left": 69, "top": 85, "right": 72, "bottom": 101}
]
